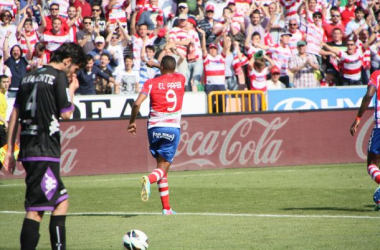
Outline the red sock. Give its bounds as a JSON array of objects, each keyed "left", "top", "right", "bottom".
[
  {"left": 368, "top": 164, "right": 380, "bottom": 184},
  {"left": 148, "top": 168, "right": 165, "bottom": 184},
  {"left": 158, "top": 174, "right": 171, "bottom": 210}
]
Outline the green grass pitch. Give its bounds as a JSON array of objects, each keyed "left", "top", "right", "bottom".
[{"left": 1, "top": 164, "right": 379, "bottom": 249}]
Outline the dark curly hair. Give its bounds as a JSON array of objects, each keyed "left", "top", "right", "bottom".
[{"left": 50, "top": 43, "right": 86, "bottom": 68}]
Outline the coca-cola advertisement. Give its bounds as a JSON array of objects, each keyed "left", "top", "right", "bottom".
[{"left": 0, "top": 109, "right": 372, "bottom": 179}]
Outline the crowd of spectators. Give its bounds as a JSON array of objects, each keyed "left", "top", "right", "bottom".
[{"left": 0, "top": 0, "right": 379, "bottom": 99}]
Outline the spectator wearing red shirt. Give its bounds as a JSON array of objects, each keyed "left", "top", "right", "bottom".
[
  {"left": 323, "top": 8, "right": 345, "bottom": 42},
  {"left": 45, "top": 3, "right": 70, "bottom": 33},
  {"left": 40, "top": 18, "right": 71, "bottom": 56},
  {"left": 340, "top": 0, "right": 356, "bottom": 26},
  {"left": 71, "top": 0, "right": 92, "bottom": 18}
]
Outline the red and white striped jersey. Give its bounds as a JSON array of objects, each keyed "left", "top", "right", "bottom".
[
  {"left": 280, "top": 0, "right": 301, "bottom": 20},
  {"left": 288, "top": 30, "right": 304, "bottom": 55},
  {"left": 0, "top": 0, "right": 17, "bottom": 16},
  {"left": 339, "top": 50, "right": 363, "bottom": 80},
  {"left": 39, "top": 31, "right": 71, "bottom": 55},
  {"left": 245, "top": 45, "right": 264, "bottom": 60},
  {"left": 103, "top": 0, "right": 128, "bottom": 25},
  {"left": 187, "top": 29, "right": 202, "bottom": 62},
  {"left": 67, "top": 18, "right": 81, "bottom": 43},
  {"left": 368, "top": 70, "right": 380, "bottom": 128},
  {"left": 233, "top": 54, "right": 248, "bottom": 75},
  {"left": 132, "top": 33, "right": 156, "bottom": 71},
  {"left": 357, "top": 40, "right": 371, "bottom": 70},
  {"left": 249, "top": 67, "right": 269, "bottom": 92},
  {"left": 235, "top": 0, "right": 251, "bottom": 17},
  {"left": 169, "top": 27, "right": 188, "bottom": 58},
  {"left": 306, "top": 22, "right": 326, "bottom": 56},
  {"left": 264, "top": 32, "right": 274, "bottom": 46},
  {"left": 141, "top": 73, "right": 185, "bottom": 129},
  {"left": 18, "top": 30, "right": 38, "bottom": 56},
  {"left": 203, "top": 54, "right": 226, "bottom": 85},
  {"left": 268, "top": 44, "right": 292, "bottom": 76},
  {"left": 29, "top": 53, "right": 50, "bottom": 70}
]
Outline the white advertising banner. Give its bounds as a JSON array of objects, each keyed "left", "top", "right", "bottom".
[{"left": 6, "top": 92, "right": 208, "bottom": 120}]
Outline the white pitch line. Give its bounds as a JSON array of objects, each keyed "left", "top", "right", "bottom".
[
  {"left": 0, "top": 169, "right": 299, "bottom": 187},
  {"left": 0, "top": 210, "right": 379, "bottom": 219}
]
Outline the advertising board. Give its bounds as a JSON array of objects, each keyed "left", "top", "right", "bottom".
[
  {"left": 267, "top": 86, "right": 371, "bottom": 111},
  {"left": 0, "top": 109, "right": 372, "bottom": 179},
  {"left": 5, "top": 92, "right": 207, "bottom": 120}
]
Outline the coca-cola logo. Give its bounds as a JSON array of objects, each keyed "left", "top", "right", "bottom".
[
  {"left": 173, "top": 117, "right": 287, "bottom": 168},
  {"left": 355, "top": 117, "right": 374, "bottom": 159},
  {"left": 61, "top": 125, "right": 84, "bottom": 173}
]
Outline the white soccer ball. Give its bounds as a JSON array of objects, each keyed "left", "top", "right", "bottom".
[{"left": 123, "top": 229, "right": 149, "bottom": 250}]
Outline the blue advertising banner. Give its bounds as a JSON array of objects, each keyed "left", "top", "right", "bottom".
[{"left": 267, "top": 86, "right": 371, "bottom": 111}]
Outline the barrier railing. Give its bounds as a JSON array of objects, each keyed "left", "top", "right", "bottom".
[{"left": 207, "top": 90, "right": 266, "bottom": 114}]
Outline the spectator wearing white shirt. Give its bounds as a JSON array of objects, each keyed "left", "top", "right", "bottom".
[
  {"left": 322, "top": 38, "right": 364, "bottom": 85},
  {"left": 200, "top": 31, "right": 229, "bottom": 113},
  {"left": 116, "top": 55, "right": 140, "bottom": 94},
  {"left": 344, "top": 7, "right": 368, "bottom": 40},
  {"left": 0, "top": 10, "right": 17, "bottom": 53},
  {"left": 266, "top": 66, "right": 286, "bottom": 89}
]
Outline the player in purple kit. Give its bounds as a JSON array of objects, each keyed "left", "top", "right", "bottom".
[
  {"left": 128, "top": 55, "right": 185, "bottom": 215},
  {"left": 3, "top": 43, "right": 86, "bottom": 250}
]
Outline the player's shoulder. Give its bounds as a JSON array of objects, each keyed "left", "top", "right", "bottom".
[
  {"left": 371, "top": 70, "right": 380, "bottom": 79},
  {"left": 369, "top": 70, "right": 380, "bottom": 86},
  {"left": 23, "top": 65, "right": 64, "bottom": 83},
  {"left": 154, "top": 72, "right": 185, "bottom": 81},
  {"left": 170, "top": 72, "right": 186, "bottom": 80}
]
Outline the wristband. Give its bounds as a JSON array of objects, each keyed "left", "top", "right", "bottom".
[{"left": 356, "top": 116, "right": 361, "bottom": 122}]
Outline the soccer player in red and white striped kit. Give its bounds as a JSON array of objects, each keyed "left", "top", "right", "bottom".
[
  {"left": 351, "top": 69, "right": 380, "bottom": 209},
  {"left": 128, "top": 56, "right": 185, "bottom": 215}
]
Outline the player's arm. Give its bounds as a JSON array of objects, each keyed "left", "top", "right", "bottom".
[
  {"left": 128, "top": 93, "right": 148, "bottom": 135},
  {"left": 350, "top": 84, "right": 376, "bottom": 136},
  {"left": 222, "top": 32, "right": 229, "bottom": 56},
  {"left": 61, "top": 74, "right": 79, "bottom": 120},
  {"left": 36, "top": 5, "right": 46, "bottom": 34},
  {"left": 197, "top": 27, "right": 207, "bottom": 57},
  {"left": 16, "top": 9, "right": 27, "bottom": 37},
  {"left": 3, "top": 107, "right": 19, "bottom": 174},
  {"left": 321, "top": 42, "right": 340, "bottom": 56}
]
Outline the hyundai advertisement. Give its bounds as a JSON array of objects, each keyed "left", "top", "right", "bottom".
[{"left": 267, "top": 86, "right": 371, "bottom": 111}]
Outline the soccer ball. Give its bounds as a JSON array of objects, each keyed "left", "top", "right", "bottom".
[
  {"left": 123, "top": 229, "right": 149, "bottom": 250},
  {"left": 373, "top": 187, "right": 380, "bottom": 204}
]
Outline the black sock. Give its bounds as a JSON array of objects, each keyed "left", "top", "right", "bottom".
[
  {"left": 49, "top": 215, "right": 66, "bottom": 250},
  {"left": 20, "top": 218, "right": 40, "bottom": 250}
]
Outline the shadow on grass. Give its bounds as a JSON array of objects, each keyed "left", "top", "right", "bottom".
[
  {"left": 281, "top": 207, "right": 373, "bottom": 212},
  {"left": 364, "top": 205, "right": 375, "bottom": 208},
  {"left": 67, "top": 214, "right": 139, "bottom": 219}
]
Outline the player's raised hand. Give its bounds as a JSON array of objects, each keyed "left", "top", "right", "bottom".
[
  {"left": 69, "top": 73, "right": 79, "bottom": 94},
  {"left": 128, "top": 123, "right": 137, "bottom": 135}
]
